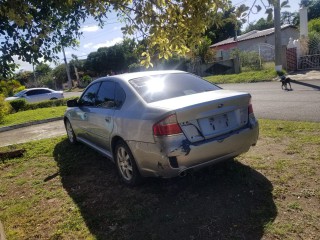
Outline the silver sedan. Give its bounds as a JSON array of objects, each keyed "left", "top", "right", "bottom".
[{"left": 64, "top": 70, "right": 259, "bottom": 185}]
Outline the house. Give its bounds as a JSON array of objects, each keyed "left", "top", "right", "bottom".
[{"left": 210, "top": 24, "right": 299, "bottom": 61}]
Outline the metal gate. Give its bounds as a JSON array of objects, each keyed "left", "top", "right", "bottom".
[
  {"left": 298, "top": 32, "right": 320, "bottom": 70},
  {"left": 287, "top": 47, "right": 297, "bottom": 72},
  {"left": 298, "top": 54, "right": 320, "bottom": 70}
]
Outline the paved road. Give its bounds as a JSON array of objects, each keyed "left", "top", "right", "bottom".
[
  {"left": 220, "top": 80, "right": 320, "bottom": 122},
  {"left": 0, "top": 80, "right": 319, "bottom": 147}
]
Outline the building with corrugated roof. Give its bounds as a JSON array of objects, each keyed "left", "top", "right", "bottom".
[{"left": 210, "top": 24, "right": 299, "bottom": 61}]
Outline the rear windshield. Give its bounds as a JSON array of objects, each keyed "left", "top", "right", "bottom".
[{"left": 129, "top": 73, "right": 221, "bottom": 103}]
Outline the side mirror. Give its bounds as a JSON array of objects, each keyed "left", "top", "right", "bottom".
[{"left": 67, "top": 99, "right": 79, "bottom": 107}]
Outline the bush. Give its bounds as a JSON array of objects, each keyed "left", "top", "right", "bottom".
[
  {"left": 9, "top": 99, "right": 27, "bottom": 112},
  {"left": 8, "top": 97, "right": 79, "bottom": 112},
  {"left": 0, "top": 80, "right": 25, "bottom": 97},
  {"left": 81, "top": 75, "right": 92, "bottom": 87},
  {"left": 0, "top": 95, "right": 12, "bottom": 123},
  {"left": 240, "top": 51, "right": 262, "bottom": 70},
  {"left": 231, "top": 49, "right": 262, "bottom": 71}
]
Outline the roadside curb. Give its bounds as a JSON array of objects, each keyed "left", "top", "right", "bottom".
[{"left": 0, "top": 117, "right": 64, "bottom": 133}]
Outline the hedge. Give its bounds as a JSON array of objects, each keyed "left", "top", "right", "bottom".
[{"left": 9, "top": 97, "right": 79, "bottom": 112}]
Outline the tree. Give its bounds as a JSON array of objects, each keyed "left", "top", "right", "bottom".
[
  {"left": 35, "top": 63, "right": 51, "bottom": 77},
  {"left": 190, "top": 37, "right": 216, "bottom": 63},
  {"left": 52, "top": 64, "right": 68, "bottom": 89},
  {"left": 205, "top": 2, "right": 244, "bottom": 43},
  {"left": 14, "top": 71, "right": 33, "bottom": 85},
  {"left": 1, "top": 0, "right": 239, "bottom": 77},
  {"left": 302, "top": 0, "right": 320, "bottom": 20},
  {"left": 308, "top": 18, "right": 320, "bottom": 54},
  {"left": 244, "top": 18, "right": 274, "bottom": 33},
  {"left": 281, "top": 11, "right": 299, "bottom": 25},
  {"left": 84, "top": 39, "right": 139, "bottom": 76}
]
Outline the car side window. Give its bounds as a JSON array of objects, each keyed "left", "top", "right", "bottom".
[
  {"left": 79, "top": 83, "right": 100, "bottom": 106},
  {"left": 26, "top": 90, "right": 36, "bottom": 96},
  {"left": 96, "top": 81, "right": 116, "bottom": 108},
  {"left": 39, "top": 89, "right": 51, "bottom": 94},
  {"left": 114, "top": 84, "right": 126, "bottom": 108}
]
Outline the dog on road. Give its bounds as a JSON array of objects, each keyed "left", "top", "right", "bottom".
[{"left": 280, "top": 75, "right": 292, "bottom": 91}]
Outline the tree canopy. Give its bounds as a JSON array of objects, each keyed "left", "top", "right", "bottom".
[{"left": 0, "top": 0, "right": 243, "bottom": 77}]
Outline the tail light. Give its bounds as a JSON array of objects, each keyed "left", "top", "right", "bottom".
[
  {"left": 153, "top": 114, "right": 182, "bottom": 136},
  {"left": 248, "top": 104, "right": 253, "bottom": 115},
  {"left": 248, "top": 98, "right": 257, "bottom": 126},
  {"left": 248, "top": 98, "right": 254, "bottom": 115}
]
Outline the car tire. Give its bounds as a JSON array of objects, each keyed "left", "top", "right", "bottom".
[
  {"left": 114, "top": 140, "right": 142, "bottom": 186},
  {"left": 65, "top": 119, "right": 77, "bottom": 144},
  {"left": 50, "top": 97, "right": 57, "bottom": 100}
]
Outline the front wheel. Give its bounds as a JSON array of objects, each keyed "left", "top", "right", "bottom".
[
  {"left": 115, "top": 141, "right": 142, "bottom": 186},
  {"left": 65, "top": 119, "right": 77, "bottom": 144}
]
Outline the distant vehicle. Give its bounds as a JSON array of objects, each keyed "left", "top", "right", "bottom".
[
  {"left": 64, "top": 70, "right": 259, "bottom": 186},
  {"left": 5, "top": 88, "right": 64, "bottom": 103}
]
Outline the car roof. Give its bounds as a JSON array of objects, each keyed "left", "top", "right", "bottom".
[
  {"left": 25, "top": 88, "right": 51, "bottom": 91},
  {"left": 94, "top": 70, "right": 186, "bottom": 84}
]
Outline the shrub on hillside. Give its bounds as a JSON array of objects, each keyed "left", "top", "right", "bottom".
[{"left": 0, "top": 95, "right": 12, "bottom": 123}]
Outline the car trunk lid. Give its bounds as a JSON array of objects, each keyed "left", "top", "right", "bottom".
[{"left": 149, "top": 90, "right": 251, "bottom": 142}]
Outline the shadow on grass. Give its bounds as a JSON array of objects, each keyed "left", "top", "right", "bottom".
[{"left": 53, "top": 139, "right": 277, "bottom": 240}]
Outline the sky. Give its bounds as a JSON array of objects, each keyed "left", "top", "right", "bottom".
[{"left": 15, "top": 0, "right": 301, "bottom": 72}]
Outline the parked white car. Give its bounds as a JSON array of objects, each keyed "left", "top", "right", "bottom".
[{"left": 5, "top": 88, "right": 64, "bottom": 103}]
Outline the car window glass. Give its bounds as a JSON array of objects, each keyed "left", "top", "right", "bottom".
[
  {"left": 79, "top": 83, "right": 100, "bottom": 106},
  {"left": 39, "top": 89, "right": 51, "bottom": 94},
  {"left": 14, "top": 90, "right": 27, "bottom": 97},
  {"left": 96, "top": 81, "right": 116, "bottom": 108},
  {"left": 26, "top": 90, "right": 36, "bottom": 96},
  {"left": 129, "top": 73, "right": 221, "bottom": 103},
  {"left": 115, "top": 84, "right": 126, "bottom": 108}
]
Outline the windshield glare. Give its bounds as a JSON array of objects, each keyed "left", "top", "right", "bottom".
[{"left": 129, "top": 73, "right": 221, "bottom": 103}]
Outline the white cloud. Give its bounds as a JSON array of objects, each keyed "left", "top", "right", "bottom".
[
  {"left": 80, "top": 25, "right": 100, "bottom": 32},
  {"left": 13, "top": 55, "right": 33, "bottom": 72},
  {"left": 83, "top": 43, "right": 94, "bottom": 49},
  {"left": 93, "top": 37, "right": 123, "bottom": 49}
]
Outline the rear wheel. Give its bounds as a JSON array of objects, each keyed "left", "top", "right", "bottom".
[
  {"left": 115, "top": 140, "right": 142, "bottom": 186},
  {"left": 50, "top": 97, "right": 57, "bottom": 100},
  {"left": 65, "top": 119, "right": 77, "bottom": 144}
]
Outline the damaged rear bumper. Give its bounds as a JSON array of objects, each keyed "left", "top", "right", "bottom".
[{"left": 127, "top": 123, "right": 259, "bottom": 178}]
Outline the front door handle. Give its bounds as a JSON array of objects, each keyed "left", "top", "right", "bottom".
[{"left": 105, "top": 117, "right": 111, "bottom": 122}]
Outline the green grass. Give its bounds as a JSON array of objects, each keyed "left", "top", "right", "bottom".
[
  {"left": 204, "top": 68, "right": 278, "bottom": 84},
  {"left": 0, "top": 119, "right": 319, "bottom": 239},
  {"left": 0, "top": 106, "right": 66, "bottom": 127}
]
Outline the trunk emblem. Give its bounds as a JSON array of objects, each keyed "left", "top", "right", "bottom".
[{"left": 218, "top": 104, "right": 224, "bottom": 108}]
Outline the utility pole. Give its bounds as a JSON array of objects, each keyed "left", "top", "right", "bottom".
[
  {"left": 274, "top": 0, "right": 282, "bottom": 72},
  {"left": 62, "top": 46, "right": 72, "bottom": 89}
]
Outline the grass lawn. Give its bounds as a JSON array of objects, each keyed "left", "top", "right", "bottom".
[
  {"left": 0, "top": 106, "right": 66, "bottom": 127},
  {"left": 204, "top": 62, "right": 280, "bottom": 84},
  {"left": 204, "top": 68, "right": 278, "bottom": 84},
  {"left": 0, "top": 119, "right": 319, "bottom": 239}
]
